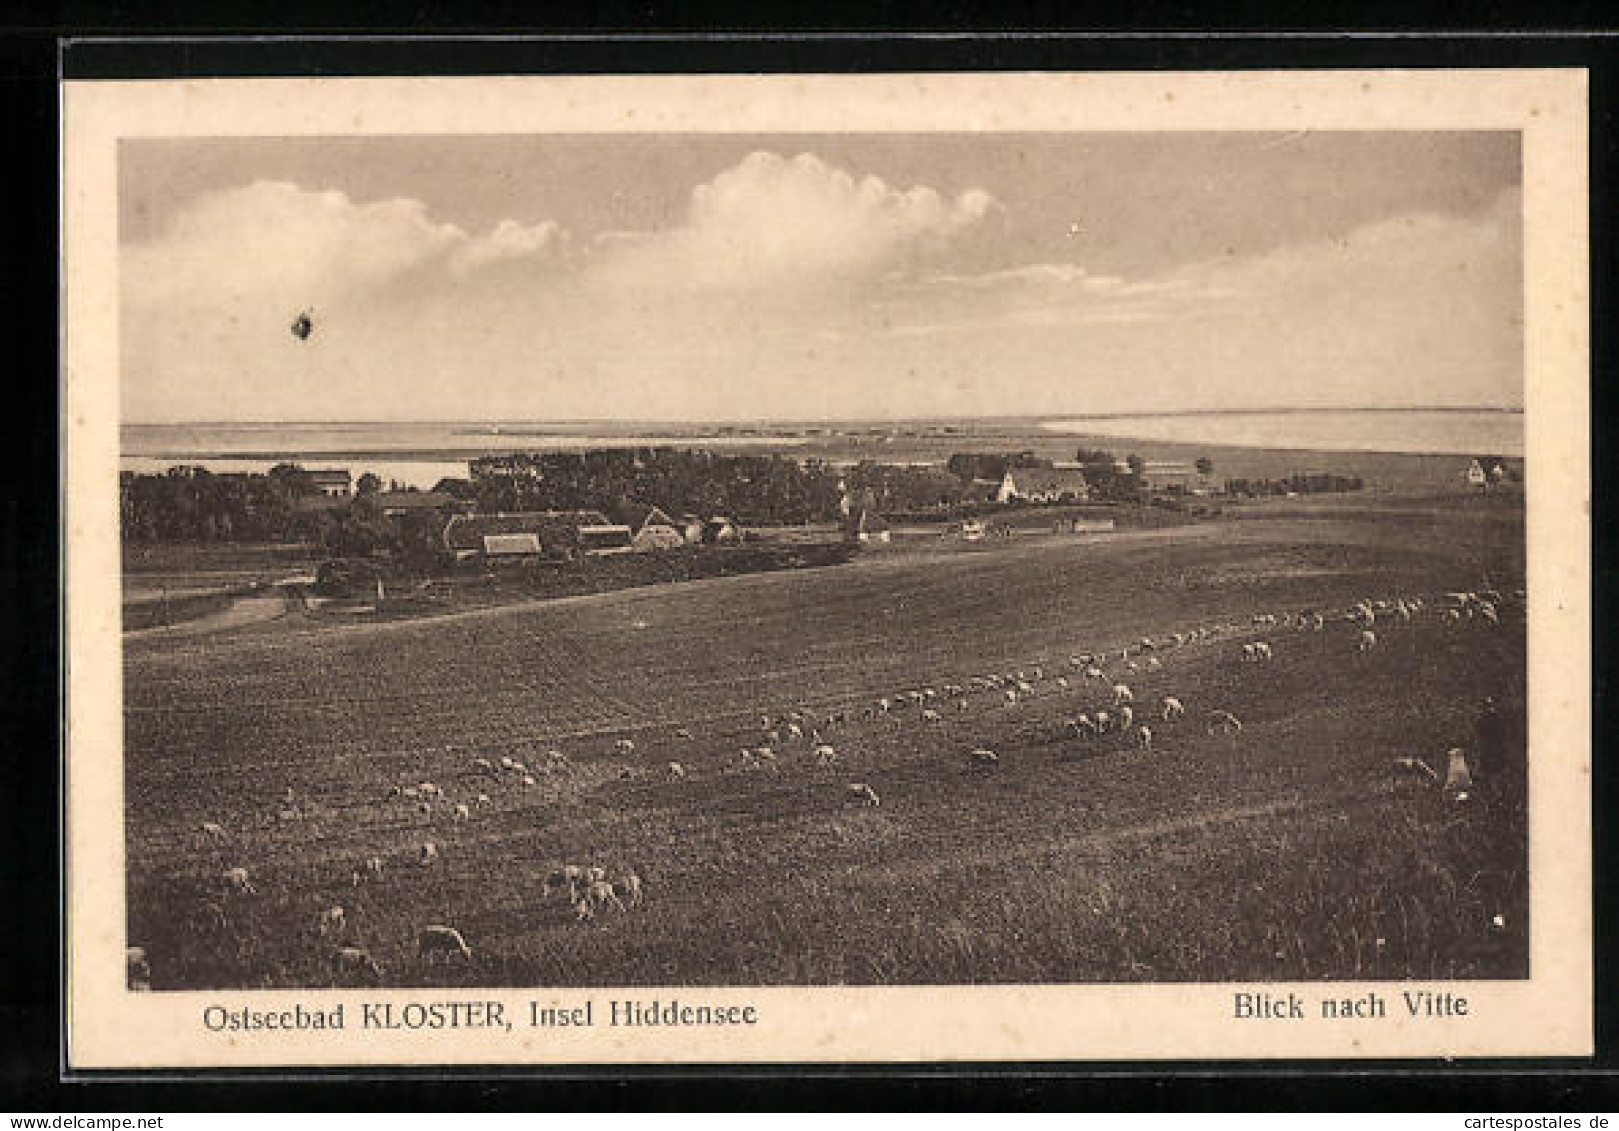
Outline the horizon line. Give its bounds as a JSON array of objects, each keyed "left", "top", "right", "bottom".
[{"left": 123, "top": 404, "right": 1525, "bottom": 427}]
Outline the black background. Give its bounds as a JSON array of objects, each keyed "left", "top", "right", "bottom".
[{"left": 3, "top": 13, "right": 1616, "bottom": 1110}]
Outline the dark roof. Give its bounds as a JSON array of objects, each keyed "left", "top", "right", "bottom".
[
  {"left": 1005, "top": 468, "right": 1090, "bottom": 495},
  {"left": 374, "top": 490, "right": 455, "bottom": 511},
  {"left": 306, "top": 469, "right": 352, "bottom": 484},
  {"left": 607, "top": 501, "right": 677, "bottom": 532},
  {"left": 443, "top": 510, "right": 616, "bottom": 551}
]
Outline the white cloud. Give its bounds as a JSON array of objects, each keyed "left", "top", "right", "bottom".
[{"left": 591, "top": 151, "right": 996, "bottom": 290}]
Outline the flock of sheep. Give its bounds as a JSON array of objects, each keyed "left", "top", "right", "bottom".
[{"left": 133, "top": 580, "right": 1518, "bottom": 990}]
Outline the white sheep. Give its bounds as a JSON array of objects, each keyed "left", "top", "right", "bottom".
[
  {"left": 1112, "top": 683, "right": 1134, "bottom": 706},
  {"left": 1137, "top": 725, "right": 1154, "bottom": 750},
  {"left": 1094, "top": 709, "right": 1112, "bottom": 734},
  {"left": 199, "top": 821, "right": 228, "bottom": 843},
  {"left": 316, "top": 905, "right": 346, "bottom": 937},
  {"left": 1207, "top": 710, "right": 1244, "bottom": 736},
  {"left": 815, "top": 744, "right": 839, "bottom": 766},
  {"left": 921, "top": 708, "right": 943, "bottom": 723},
  {"left": 222, "top": 867, "right": 256, "bottom": 895},
  {"left": 1161, "top": 696, "right": 1185, "bottom": 721},
  {"left": 417, "top": 924, "right": 473, "bottom": 961},
  {"left": 668, "top": 761, "right": 687, "bottom": 780},
  {"left": 1003, "top": 689, "right": 1019, "bottom": 705},
  {"left": 332, "top": 946, "right": 382, "bottom": 981},
  {"left": 614, "top": 738, "right": 636, "bottom": 756},
  {"left": 847, "top": 782, "right": 881, "bottom": 808},
  {"left": 968, "top": 747, "right": 999, "bottom": 768},
  {"left": 1071, "top": 714, "right": 1098, "bottom": 738},
  {"left": 473, "top": 757, "right": 494, "bottom": 773},
  {"left": 1357, "top": 629, "right": 1379, "bottom": 653},
  {"left": 475, "top": 793, "right": 491, "bottom": 808},
  {"left": 522, "top": 774, "right": 537, "bottom": 789},
  {"left": 1145, "top": 656, "right": 1163, "bottom": 672},
  {"left": 618, "top": 871, "right": 644, "bottom": 908},
  {"left": 1055, "top": 676, "right": 1070, "bottom": 690},
  {"left": 418, "top": 842, "right": 438, "bottom": 867},
  {"left": 419, "top": 782, "right": 442, "bottom": 798},
  {"left": 584, "top": 879, "right": 626, "bottom": 913},
  {"left": 453, "top": 803, "right": 471, "bottom": 823},
  {"left": 1116, "top": 704, "right": 1135, "bottom": 731},
  {"left": 1084, "top": 666, "right": 1106, "bottom": 683}
]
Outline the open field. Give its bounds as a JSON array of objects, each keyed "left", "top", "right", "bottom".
[{"left": 125, "top": 493, "right": 1526, "bottom": 988}]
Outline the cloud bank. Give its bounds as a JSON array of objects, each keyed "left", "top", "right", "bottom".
[{"left": 121, "top": 151, "right": 1521, "bottom": 422}]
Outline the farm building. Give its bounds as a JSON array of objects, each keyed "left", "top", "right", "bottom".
[
  {"left": 442, "top": 513, "right": 558, "bottom": 563},
  {"left": 996, "top": 467, "right": 1091, "bottom": 504},
  {"left": 577, "top": 521, "right": 635, "bottom": 555},
  {"left": 372, "top": 490, "right": 467, "bottom": 518},
  {"left": 677, "top": 514, "right": 707, "bottom": 544},
  {"left": 1466, "top": 455, "right": 1518, "bottom": 487},
  {"left": 843, "top": 509, "right": 892, "bottom": 544},
  {"left": 1139, "top": 461, "right": 1199, "bottom": 492},
  {"left": 704, "top": 516, "right": 742, "bottom": 545},
  {"left": 306, "top": 469, "right": 353, "bottom": 499},
  {"left": 608, "top": 502, "right": 686, "bottom": 550}
]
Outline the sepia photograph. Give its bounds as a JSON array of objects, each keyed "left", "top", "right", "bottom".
[{"left": 63, "top": 70, "right": 1590, "bottom": 1066}]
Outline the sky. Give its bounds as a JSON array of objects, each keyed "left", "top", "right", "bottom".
[{"left": 119, "top": 132, "right": 1522, "bottom": 423}]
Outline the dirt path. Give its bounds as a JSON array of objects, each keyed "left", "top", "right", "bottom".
[{"left": 124, "top": 585, "right": 301, "bottom": 640}]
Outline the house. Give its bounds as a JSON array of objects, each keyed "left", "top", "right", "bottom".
[
  {"left": 1466, "top": 455, "right": 1512, "bottom": 488},
  {"left": 1140, "top": 461, "right": 1198, "bottom": 493},
  {"left": 608, "top": 502, "right": 686, "bottom": 551},
  {"left": 960, "top": 519, "right": 986, "bottom": 541},
  {"left": 843, "top": 509, "right": 892, "bottom": 545},
  {"left": 372, "top": 490, "right": 465, "bottom": 518},
  {"left": 996, "top": 467, "right": 1090, "bottom": 504},
  {"left": 703, "top": 516, "right": 742, "bottom": 545},
  {"left": 442, "top": 513, "right": 557, "bottom": 562},
  {"left": 307, "top": 469, "right": 353, "bottom": 499},
  {"left": 576, "top": 521, "right": 635, "bottom": 555},
  {"left": 677, "top": 514, "right": 707, "bottom": 544}
]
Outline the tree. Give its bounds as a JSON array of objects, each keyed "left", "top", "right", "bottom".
[
  {"left": 1126, "top": 454, "right": 1145, "bottom": 477},
  {"left": 1195, "top": 456, "right": 1214, "bottom": 476},
  {"left": 356, "top": 472, "right": 383, "bottom": 497}
]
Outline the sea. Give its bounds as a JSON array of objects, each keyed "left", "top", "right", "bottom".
[
  {"left": 121, "top": 410, "right": 1524, "bottom": 490},
  {"left": 1039, "top": 409, "right": 1523, "bottom": 458},
  {"left": 120, "top": 422, "right": 811, "bottom": 490}
]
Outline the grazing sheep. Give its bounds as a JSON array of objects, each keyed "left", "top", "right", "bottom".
[
  {"left": 786, "top": 723, "right": 804, "bottom": 740},
  {"left": 472, "top": 757, "right": 494, "bottom": 773},
  {"left": 957, "top": 697, "right": 971, "bottom": 713},
  {"left": 1094, "top": 709, "right": 1112, "bottom": 734},
  {"left": 222, "top": 867, "right": 256, "bottom": 895},
  {"left": 675, "top": 727, "right": 694, "bottom": 741},
  {"left": 755, "top": 746, "right": 777, "bottom": 766},
  {"left": 573, "top": 897, "right": 596, "bottom": 923},
  {"left": 1137, "top": 725, "right": 1153, "bottom": 751},
  {"left": 1055, "top": 676, "right": 1070, "bottom": 690},
  {"left": 613, "top": 738, "right": 636, "bottom": 756},
  {"left": 1124, "top": 661, "right": 1139, "bottom": 674},
  {"left": 586, "top": 865, "right": 608, "bottom": 884},
  {"left": 1206, "top": 710, "right": 1244, "bottom": 736},
  {"left": 1444, "top": 748, "right": 1475, "bottom": 800},
  {"left": 877, "top": 697, "right": 892, "bottom": 714},
  {"left": 968, "top": 747, "right": 999, "bottom": 768},
  {"left": 401, "top": 786, "right": 420, "bottom": 800},
  {"left": 1357, "top": 629, "right": 1379, "bottom": 653},
  {"left": 419, "top": 783, "right": 442, "bottom": 799},
  {"left": 1479, "top": 603, "right": 1500, "bottom": 625},
  {"left": 921, "top": 708, "right": 943, "bottom": 723},
  {"left": 1253, "top": 641, "right": 1273, "bottom": 662},
  {"left": 199, "top": 821, "right": 228, "bottom": 843},
  {"left": 417, "top": 924, "right": 473, "bottom": 962},
  {"left": 522, "top": 774, "right": 537, "bottom": 789},
  {"left": 814, "top": 744, "right": 839, "bottom": 766},
  {"left": 1145, "top": 656, "right": 1163, "bottom": 672},
  {"left": 618, "top": 871, "right": 644, "bottom": 908},
  {"left": 1112, "top": 683, "right": 1134, "bottom": 706},
  {"left": 418, "top": 842, "right": 438, "bottom": 867},
  {"left": 1084, "top": 666, "right": 1106, "bottom": 683},
  {"left": 332, "top": 946, "right": 383, "bottom": 981},
  {"left": 1071, "top": 714, "right": 1098, "bottom": 738},
  {"left": 453, "top": 803, "right": 471, "bottom": 823},
  {"left": 475, "top": 793, "right": 491, "bottom": 808},
  {"left": 1393, "top": 756, "right": 1440, "bottom": 782},
  {"left": 316, "top": 905, "right": 346, "bottom": 937},
  {"left": 1116, "top": 704, "right": 1135, "bottom": 731},
  {"left": 585, "top": 879, "right": 626, "bottom": 913},
  {"left": 1003, "top": 689, "right": 1020, "bottom": 706},
  {"left": 668, "top": 761, "right": 687, "bottom": 780},
  {"left": 1161, "top": 696, "right": 1185, "bottom": 721},
  {"left": 847, "top": 782, "right": 881, "bottom": 808},
  {"left": 499, "top": 756, "right": 515, "bottom": 770}
]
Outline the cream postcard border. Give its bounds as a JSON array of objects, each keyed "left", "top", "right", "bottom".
[{"left": 63, "top": 69, "right": 1591, "bottom": 1068}]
